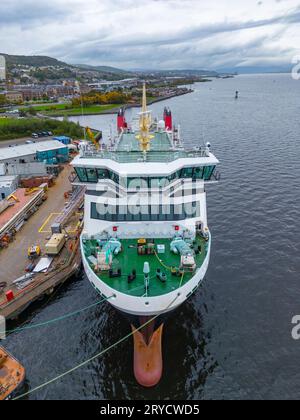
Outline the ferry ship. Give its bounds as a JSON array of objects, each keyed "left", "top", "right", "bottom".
[{"left": 71, "top": 85, "right": 220, "bottom": 387}]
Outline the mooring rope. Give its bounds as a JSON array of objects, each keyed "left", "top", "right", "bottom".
[
  {"left": 6, "top": 296, "right": 114, "bottom": 335},
  {"left": 154, "top": 249, "right": 177, "bottom": 272},
  {"left": 13, "top": 294, "right": 180, "bottom": 400}
]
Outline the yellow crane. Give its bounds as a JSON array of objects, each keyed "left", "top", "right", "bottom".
[
  {"left": 85, "top": 127, "right": 101, "bottom": 150},
  {"left": 7, "top": 193, "right": 19, "bottom": 203}
]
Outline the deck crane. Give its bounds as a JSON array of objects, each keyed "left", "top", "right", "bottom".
[{"left": 85, "top": 127, "right": 102, "bottom": 150}]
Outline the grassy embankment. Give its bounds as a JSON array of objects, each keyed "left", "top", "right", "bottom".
[
  {"left": 0, "top": 117, "right": 83, "bottom": 141},
  {"left": 20, "top": 103, "right": 123, "bottom": 117},
  {"left": 20, "top": 96, "right": 158, "bottom": 117}
]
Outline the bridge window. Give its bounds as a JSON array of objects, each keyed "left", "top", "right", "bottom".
[
  {"left": 97, "top": 169, "right": 109, "bottom": 179},
  {"left": 86, "top": 168, "right": 98, "bottom": 183},
  {"left": 75, "top": 167, "right": 88, "bottom": 182},
  {"left": 203, "top": 166, "right": 215, "bottom": 180},
  {"left": 75, "top": 165, "right": 216, "bottom": 184}
]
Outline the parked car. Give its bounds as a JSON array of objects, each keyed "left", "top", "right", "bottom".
[
  {"left": 31, "top": 133, "right": 39, "bottom": 138},
  {"left": 47, "top": 131, "right": 53, "bottom": 136},
  {"left": 37, "top": 132, "right": 44, "bottom": 137},
  {"left": 26, "top": 140, "right": 34, "bottom": 144},
  {"left": 42, "top": 131, "right": 49, "bottom": 137}
]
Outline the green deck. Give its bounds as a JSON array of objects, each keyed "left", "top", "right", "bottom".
[{"left": 83, "top": 236, "right": 208, "bottom": 297}]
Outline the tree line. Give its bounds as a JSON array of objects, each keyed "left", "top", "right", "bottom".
[
  {"left": 0, "top": 118, "right": 83, "bottom": 141},
  {"left": 72, "top": 91, "right": 132, "bottom": 107}
]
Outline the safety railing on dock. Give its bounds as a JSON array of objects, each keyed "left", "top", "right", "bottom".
[
  {"left": 54, "top": 186, "right": 85, "bottom": 226},
  {"left": 0, "top": 189, "right": 45, "bottom": 238}
]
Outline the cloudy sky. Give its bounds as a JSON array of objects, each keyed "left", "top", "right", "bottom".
[{"left": 1, "top": 0, "right": 300, "bottom": 71}]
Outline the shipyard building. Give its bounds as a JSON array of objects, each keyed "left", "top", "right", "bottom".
[
  {"left": 0, "top": 175, "right": 19, "bottom": 200},
  {"left": 0, "top": 140, "right": 69, "bottom": 165}
]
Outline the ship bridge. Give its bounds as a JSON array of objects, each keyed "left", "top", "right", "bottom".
[
  {"left": 71, "top": 138, "right": 219, "bottom": 183},
  {"left": 70, "top": 84, "right": 220, "bottom": 242}
]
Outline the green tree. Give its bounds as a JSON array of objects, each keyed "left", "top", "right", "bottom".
[
  {"left": 28, "top": 107, "right": 37, "bottom": 116},
  {"left": 0, "top": 95, "right": 7, "bottom": 106}
]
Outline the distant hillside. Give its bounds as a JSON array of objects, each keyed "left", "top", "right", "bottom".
[
  {"left": 1, "top": 53, "right": 69, "bottom": 69},
  {"left": 74, "top": 64, "right": 134, "bottom": 76},
  {"left": 1, "top": 53, "right": 221, "bottom": 78},
  {"left": 1, "top": 54, "right": 134, "bottom": 79},
  {"left": 142, "top": 69, "right": 219, "bottom": 77}
]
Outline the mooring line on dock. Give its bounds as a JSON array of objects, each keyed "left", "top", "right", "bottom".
[
  {"left": 13, "top": 294, "right": 180, "bottom": 400},
  {"left": 6, "top": 296, "right": 114, "bottom": 335}
]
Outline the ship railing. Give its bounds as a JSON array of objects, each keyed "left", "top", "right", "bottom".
[{"left": 80, "top": 147, "right": 210, "bottom": 163}]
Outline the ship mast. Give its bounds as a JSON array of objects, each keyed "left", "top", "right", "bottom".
[{"left": 136, "top": 83, "right": 154, "bottom": 153}]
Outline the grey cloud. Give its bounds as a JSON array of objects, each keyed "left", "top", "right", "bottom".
[
  {"left": 57, "top": 30, "right": 293, "bottom": 70},
  {"left": 105, "top": 7, "right": 300, "bottom": 49},
  {"left": 0, "top": 0, "right": 76, "bottom": 26},
  {"left": 41, "top": 5, "right": 300, "bottom": 69},
  {"left": 1, "top": 0, "right": 299, "bottom": 71}
]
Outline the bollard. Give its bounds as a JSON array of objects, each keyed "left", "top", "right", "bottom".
[{"left": 6, "top": 290, "right": 14, "bottom": 302}]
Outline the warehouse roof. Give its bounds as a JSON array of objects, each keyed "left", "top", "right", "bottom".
[{"left": 0, "top": 140, "right": 67, "bottom": 161}]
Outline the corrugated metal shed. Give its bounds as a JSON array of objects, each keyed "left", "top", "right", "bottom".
[
  {"left": 0, "top": 140, "right": 67, "bottom": 162},
  {"left": 53, "top": 136, "right": 71, "bottom": 145}
]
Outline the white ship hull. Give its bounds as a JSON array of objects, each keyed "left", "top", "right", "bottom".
[{"left": 81, "top": 234, "right": 211, "bottom": 317}]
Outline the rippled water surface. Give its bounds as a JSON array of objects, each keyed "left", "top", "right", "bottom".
[{"left": 7, "top": 74, "right": 300, "bottom": 400}]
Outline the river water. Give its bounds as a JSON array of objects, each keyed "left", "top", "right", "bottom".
[{"left": 6, "top": 74, "right": 300, "bottom": 400}]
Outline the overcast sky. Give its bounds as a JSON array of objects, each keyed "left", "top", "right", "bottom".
[{"left": 1, "top": 0, "right": 299, "bottom": 70}]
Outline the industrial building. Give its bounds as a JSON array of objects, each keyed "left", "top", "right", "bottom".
[
  {"left": 0, "top": 175, "right": 19, "bottom": 200},
  {"left": 53, "top": 136, "right": 71, "bottom": 145},
  {"left": 0, "top": 55, "right": 6, "bottom": 81},
  {"left": 0, "top": 140, "right": 69, "bottom": 165},
  {"left": 4, "top": 162, "right": 48, "bottom": 177}
]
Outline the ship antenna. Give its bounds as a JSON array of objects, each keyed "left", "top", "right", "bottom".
[{"left": 136, "top": 83, "right": 154, "bottom": 153}]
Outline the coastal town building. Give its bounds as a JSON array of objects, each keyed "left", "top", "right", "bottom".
[
  {"left": 4, "top": 91, "right": 23, "bottom": 103},
  {"left": 6, "top": 84, "right": 79, "bottom": 102}
]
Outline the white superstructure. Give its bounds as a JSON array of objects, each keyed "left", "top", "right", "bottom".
[{"left": 71, "top": 95, "right": 220, "bottom": 318}]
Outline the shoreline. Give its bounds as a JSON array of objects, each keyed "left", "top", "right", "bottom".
[{"left": 41, "top": 89, "right": 194, "bottom": 118}]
